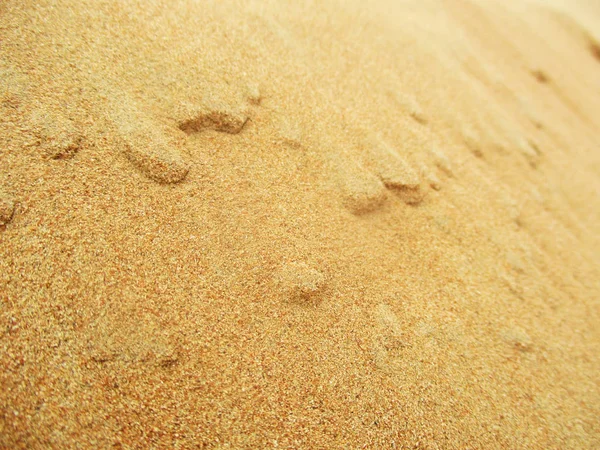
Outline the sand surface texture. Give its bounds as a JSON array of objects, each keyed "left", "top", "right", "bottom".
[{"left": 1, "top": 0, "right": 600, "bottom": 448}]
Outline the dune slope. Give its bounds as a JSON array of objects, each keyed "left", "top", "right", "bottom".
[{"left": 1, "top": 0, "right": 600, "bottom": 448}]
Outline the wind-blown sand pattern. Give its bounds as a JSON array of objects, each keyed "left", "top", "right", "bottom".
[{"left": 1, "top": 0, "right": 600, "bottom": 448}]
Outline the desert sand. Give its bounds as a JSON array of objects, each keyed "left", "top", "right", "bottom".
[{"left": 1, "top": 0, "right": 600, "bottom": 448}]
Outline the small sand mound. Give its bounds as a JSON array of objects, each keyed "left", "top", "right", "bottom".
[
  {"left": 0, "top": 189, "right": 15, "bottom": 226},
  {"left": 462, "top": 125, "right": 484, "bottom": 159},
  {"left": 110, "top": 99, "right": 190, "bottom": 183},
  {"left": 245, "top": 82, "right": 262, "bottom": 105},
  {"left": 86, "top": 316, "right": 179, "bottom": 368},
  {"left": 274, "top": 261, "right": 326, "bottom": 302},
  {"left": 418, "top": 162, "right": 442, "bottom": 191},
  {"left": 374, "top": 303, "right": 405, "bottom": 352},
  {"left": 341, "top": 167, "right": 388, "bottom": 214},
  {"left": 588, "top": 35, "right": 600, "bottom": 62},
  {"left": 502, "top": 326, "right": 533, "bottom": 352},
  {"left": 517, "top": 137, "right": 542, "bottom": 167},
  {"left": 29, "top": 108, "right": 83, "bottom": 160},
  {"left": 367, "top": 138, "right": 425, "bottom": 205},
  {"left": 429, "top": 146, "right": 454, "bottom": 178},
  {"left": 123, "top": 141, "right": 189, "bottom": 184},
  {"left": 389, "top": 91, "right": 428, "bottom": 124},
  {"left": 177, "top": 95, "right": 249, "bottom": 135}
]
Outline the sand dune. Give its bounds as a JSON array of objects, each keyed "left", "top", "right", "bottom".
[{"left": 1, "top": 0, "right": 600, "bottom": 448}]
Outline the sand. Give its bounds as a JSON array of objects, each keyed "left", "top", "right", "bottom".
[{"left": 1, "top": 0, "right": 600, "bottom": 448}]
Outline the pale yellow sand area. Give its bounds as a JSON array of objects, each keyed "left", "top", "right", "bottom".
[{"left": 1, "top": 0, "right": 600, "bottom": 448}]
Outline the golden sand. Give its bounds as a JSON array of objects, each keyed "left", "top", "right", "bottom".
[{"left": 1, "top": 0, "right": 600, "bottom": 448}]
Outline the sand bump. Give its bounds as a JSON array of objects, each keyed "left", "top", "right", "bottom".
[
  {"left": 110, "top": 99, "right": 190, "bottom": 183},
  {"left": 123, "top": 139, "right": 189, "bottom": 184},
  {"left": 588, "top": 35, "right": 600, "bottom": 62},
  {"left": 245, "top": 82, "right": 262, "bottom": 105},
  {"left": 429, "top": 146, "right": 454, "bottom": 177},
  {"left": 0, "top": 189, "right": 15, "bottom": 226},
  {"left": 374, "top": 303, "right": 405, "bottom": 352},
  {"left": 502, "top": 326, "right": 533, "bottom": 352},
  {"left": 275, "top": 261, "right": 326, "bottom": 302},
  {"left": 391, "top": 91, "right": 427, "bottom": 124},
  {"left": 341, "top": 167, "right": 388, "bottom": 214},
  {"left": 462, "top": 126, "right": 484, "bottom": 158},
  {"left": 419, "top": 162, "right": 442, "bottom": 190},
  {"left": 517, "top": 138, "right": 541, "bottom": 167},
  {"left": 374, "top": 148, "right": 424, "bottom": 205},
  {"left": 29, "top": 109, "right": 83, "bottom": 160},
  {"left": 177, "top": 96, "right": 249, "bottom": 134}
]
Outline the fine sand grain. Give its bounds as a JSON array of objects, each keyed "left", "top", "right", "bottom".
[{"left": 1, "top": 0, "right": 600, "bottom": 448}]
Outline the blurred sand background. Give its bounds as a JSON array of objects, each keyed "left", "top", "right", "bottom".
[{"left": 1, "top": 0, "right": 600, "bottom": 448}]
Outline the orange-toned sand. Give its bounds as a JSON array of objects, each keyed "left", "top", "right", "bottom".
[{"left": 1, "top": 0, "right": 600, "bottom": 448}]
